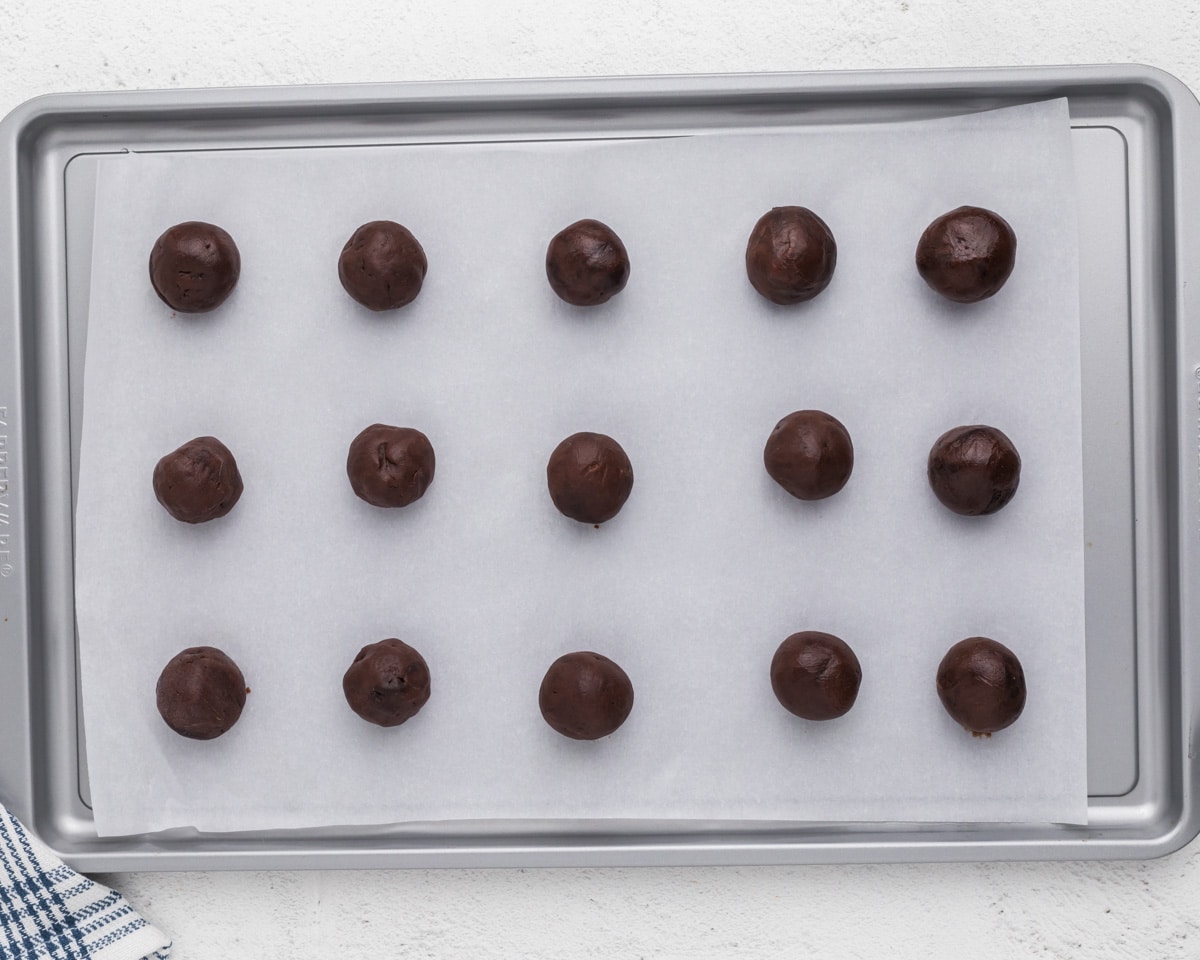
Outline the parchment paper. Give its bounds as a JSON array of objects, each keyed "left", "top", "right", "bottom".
[{"left": 75, "top": 99, "right": 1086, "bottom": 836}]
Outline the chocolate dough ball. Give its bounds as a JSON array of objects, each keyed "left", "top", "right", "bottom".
[
  {"left": 763, "top": 410, "right": 854, "bottom": 501},
  {"left": 927, "top": 424, "right": 1020, "bottom": 516},
  {"left": 915, "top": 206, "right": 1017, "bottom": 303},
  {"left": 346, "top": 424, "right": 435, "bottom": 508},
  {"left": 745, "top": 206, "right": 837, "bottom": 305},
  {"left": 149, "top": 221, "right": 241, "bottom": 313},
  {"left": 156, "top": 646, "right": 247, "bottom": 740},
  {"left": 153, "top": 436, "right": 244, "bottom": 524},
  {"left": 937, "top": 637, "right": 1026, "bottom": 734},
  {"left": 770, "top": 631, "right": 862, "bottom": 721},
  {"left": 545, "top": 219, "right": 630, "bottom": 306},
  {"left": 338, "top": 220, "right": 428, "bottom": 311},
  {"left": 539, "top": 651, "right": 634, "bottom": 740},
  {"left": 343, "top": 638, "right": 431, "bottom": 727},
  {"left": 546, "top": 432, "right": 634, "bottom": 524}
]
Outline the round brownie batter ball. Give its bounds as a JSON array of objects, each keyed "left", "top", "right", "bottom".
[
  {"left": 937, "top": 637, "right": 1026, "bottom": 735},
  {"left": 927, "top": 424, "right": 1021, "bottom": 516},
  {"left": 745, "top": 206, "right": 837, "bottom": 305},
  {"left": 343, "top": 638, "right": 431, "bottom": 727},
  {"left": 539, "top": 651, "right": 634, "bottom": 740},
  {"left": 546, "top": 432, "right": 634, "bottom": 524},
  {"left": 915, "top": 206, "right": 1017, "bottom": 303},
  {"left": 770, "top": 631, "right": 862, "bottom": 721},
  {"left": 338, "top": 220, "right": 428, "bottom": 311},
  {"left": 346, "top": 424, "right": 435, "bottom": 508},
  {"left": 152, "top": 436, "right": 244, "bottom": 524},
  {"left": 545, "top": 219, "right": 630, "bottom": 306},
  {"left": 149, "top": 221, "right": 241, "bottom": 313},
  {"left": 156, "top": 646, "right": 247, "bottom": 740},
  {"left": 763, "top": 410, "right": 854, "bottom": 501}
]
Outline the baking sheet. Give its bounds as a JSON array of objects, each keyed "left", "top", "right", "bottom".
[{"left": 74, "top": 98, "right": 1086, "bottom": 836}]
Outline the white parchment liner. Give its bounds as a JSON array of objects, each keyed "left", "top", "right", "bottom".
[{"left": 75, "top": 100, "right": 1085, "bottom": 835}]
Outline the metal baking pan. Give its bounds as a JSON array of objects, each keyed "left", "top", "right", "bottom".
[{"left": 1, "top": 65, "right": 1197, "bottom": 869}]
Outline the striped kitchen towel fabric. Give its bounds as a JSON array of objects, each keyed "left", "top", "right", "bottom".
[{"left": 0, "top": 804, "right": 170, "bottom": 960}]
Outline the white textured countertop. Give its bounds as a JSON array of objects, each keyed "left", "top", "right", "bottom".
[{"left": 4, "top": 0, "right": 1200, "bottom": 956}]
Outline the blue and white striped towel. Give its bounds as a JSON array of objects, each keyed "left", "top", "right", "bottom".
[{"left": 0, "top": 804, "right": 170, "bottom": 960}]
